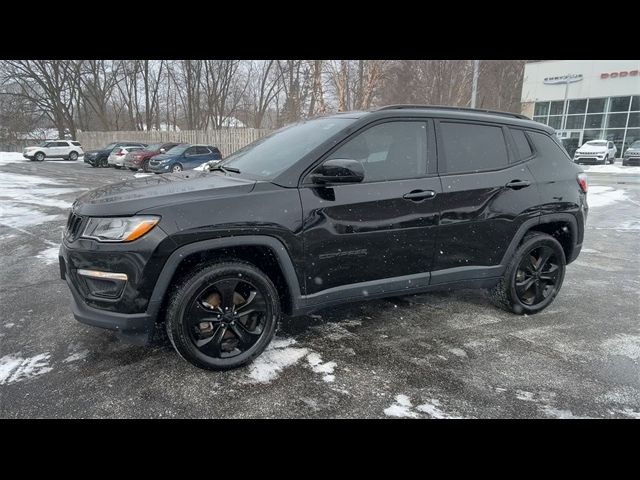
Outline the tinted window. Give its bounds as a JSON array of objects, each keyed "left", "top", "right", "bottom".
[
  {"left": 54, "top": 141, "right": 68, "bottom": 147},
  {"left": 326, "top": 121, "right": 428, "bottom": 183},
  {"left": 71, "top": 141, "right": 81, "bottom": 146},
  {"left": 185, "top": 147, "right": 198, "bottom": 156},
  {"left": 510, "top": 129, "right": 533, "bottom": 160},
  {"left": 195, "top": 146, "right": 211, "bottom": 155},
  {"left": 528, "top": 131, "right": 572, "bottom": 163},
  {"left": 440, "top": 122, "right": 508, "bottom": 173}
]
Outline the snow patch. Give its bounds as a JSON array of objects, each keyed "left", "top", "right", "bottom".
[
  {"left": 416, "top": 399, "right": 461, "bottom": 419},
  {"left": 515, "top": 390, "right": 536, "bottom": 401},
  {"left": 602, "top": 334, "right": 640, "bottom": 361},
  {"left": 0, "top": 152, "right": 24, "bottom": 165},
  {"left": 580, "top": 248, "right": 600, "bottom": 254},
  {"left": 448, "top": 347, "right": 467, "bottom": 358},
  {"left": 587, "top": 186, "right": 627, "bottom": 208},
  {"left": 37, "top": 246, "right": 60, "bottom": 265},
  {"left": 612, "top": 408, "right": 640, "bottom": 419},
  {"left": 0, "top": 353, "right": 53, "bottom": 385},
  {"left": 63, "top": 350, "right": 89, "bottom": 363},
  {"left": 384, "top": 394, "right": 419, "bottom": 418},
  {"left": 247, "top": 337, "right": 308, "bottom": 383},
  {"left": 540, "top": 405, "right": 591, "bottom": 419},
  {"left": 306, "top": 352, "right": 337, "bottom": 382},
  {"left": 134, "top": 173, "right": 152, "bottom": 178},
  {"left": 582, "top": 164, "right": 640, "bottom": 174}
]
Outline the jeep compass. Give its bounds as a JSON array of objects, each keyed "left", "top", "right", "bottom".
[{"left": 59, "top": 105, "right": 588, "bottom": 370}]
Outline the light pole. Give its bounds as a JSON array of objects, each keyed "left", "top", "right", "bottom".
[{"left": 471, "top": 60, "right": 479, "bottom": 108}]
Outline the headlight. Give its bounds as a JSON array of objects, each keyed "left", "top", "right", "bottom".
[{"left": 82, "top": 215, "right": 160, "bottom": 242}]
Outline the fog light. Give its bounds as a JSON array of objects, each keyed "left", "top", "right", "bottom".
[{"left": 77, "top": 269, "right": 127, "bottom": 298}]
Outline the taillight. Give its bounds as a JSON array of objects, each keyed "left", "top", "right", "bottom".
[
  {"left": 115, "top": 148, "right": 124, "bottom": 156},
  {"left": 577, "top": 173, "right": 588, "bottom": 193}
]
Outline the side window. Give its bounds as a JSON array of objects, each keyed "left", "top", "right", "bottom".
[
  {"left": 185, "top": 147, "right": 198, "bottom": 156},
  {"left": 510, "top": 128, "right": 533, "bottom": 161},
  {"left": 54, "top": 141, "right": 67, "bottom": 147},
  {"left": 198, "top": 146, "right": 212, "bottom": 155},
  {"left": 71, "top": 141, "right": 81, "bottom": 147},
  {"left": 326, "top": 121, "right": 428, "bottom": 183},
  {"left": 440, "top": 122, "right": 509, "bottom": 174},
  {"left": 527, "top": 131, "right": 572, "bottom": 162}
]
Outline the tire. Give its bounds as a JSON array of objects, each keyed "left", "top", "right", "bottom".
[
  {"left": 129, "top": 167, "right": 138, "bottom": 172},
  {"left": 35, "top": 152, "right": 45, "bottom": 162},
  {"left": 165, "top": 260, "right": 280, "bottom": 370},
  {"left": 602, "top": 155, "right": 608, "bottom": 165},
  {"left": 114, "top": 165, "right": 121, "bottom": 169},
  {"left": 69, "top": 151, "right": 78, "bottom": 161},
  {"left": 143, "top": 159, "right": 150, "bottom": 172},
  {"left": 171, "top": 163, "right": 183, "bottom": 173},
  {"left": 490, "top": 232, "right": 566, "bottom": 315},
  {"left": 101, "top": 157, "right": 109, "bottom": 168}
]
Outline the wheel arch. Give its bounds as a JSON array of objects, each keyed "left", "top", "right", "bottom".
[
  {"left": 149, "top": 236, "right": 302, "bottom": 319},
  {"left": 501, "top": 214, "right": 580, "bottom": 267}
]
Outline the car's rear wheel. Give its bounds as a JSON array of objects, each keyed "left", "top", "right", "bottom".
[
  {"left": 490, "top": 232, "right": 566, "bottom": 315},
  {"left": 35, "top": 152, "right": 45, "bottom": 162},
  {"left": 129, "top": 167, "right": 137, "bottom": 171},
  {"left": 69, "top": 151, "right": 78, "bottom": 161},
  {"left": 165, "top": 261, "right": 280, "bottom": 370},
  {"left": 101, "top": 157, "right": 109, "bottom": 168},
  {"left": 114, "top": 165, "right": 121, "bottom": 169},
  {"left": 171, "top": 163, "right": 183, "bottom": 173}
]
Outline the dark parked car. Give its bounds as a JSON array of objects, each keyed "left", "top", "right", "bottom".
[
  {"left": 148, "top": 143, "right": 222, "bottom": 173},
  {"left": 84, "top": 142, "right": 147, "bottom": 168},
  {"left": 60, "top": 105, "right": 588, "bottom": 371},
  {"left": 622, "top": 140, "right": 640, "bottom": 166},
  {"left": 123, "top": 142, "right": 180, "bottom": 172}
]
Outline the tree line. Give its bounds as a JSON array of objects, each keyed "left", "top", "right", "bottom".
[{"left": 0, "top": 60, "right": 526, "bottom": 141}]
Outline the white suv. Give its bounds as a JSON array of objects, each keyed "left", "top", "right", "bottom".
[
  {"left": 573, "top": 140, "right": 617, "bottom": 165},
  {"left": 23, "top": 140, "right": 84, "bottom": 162}
]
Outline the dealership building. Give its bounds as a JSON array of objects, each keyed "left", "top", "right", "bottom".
[{"left": 521, "top": 60, "right": 639, "bottom": 157}]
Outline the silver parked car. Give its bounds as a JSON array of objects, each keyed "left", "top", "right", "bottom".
[{"left": 107, "top": 145, "right": 145, "bottom": 169}]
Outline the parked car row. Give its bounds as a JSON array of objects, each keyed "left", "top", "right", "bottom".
[
  {"left": 84, "top": 141, "right": 222, "bottom": 173},
  {"left": 572, "top": 139, "right": 640, "bottom": 166}
]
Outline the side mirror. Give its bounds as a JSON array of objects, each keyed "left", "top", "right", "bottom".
[
  {"left": 160, "top": 148, "right": 166, "bottom": 154},
  {"left": 311, "top": 158, "right": 365, "bottom": 185}
]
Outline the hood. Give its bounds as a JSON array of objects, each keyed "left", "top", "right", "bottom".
[
  {"left": 577, "top": 145, "right": 607, "bottom": 152},
  {"left": 72, "top": 171, "right": 256, "bottom": 217}
]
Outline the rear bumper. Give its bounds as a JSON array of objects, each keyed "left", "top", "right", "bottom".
[{"left": 107, "top": 157, "right": 125, "bottom": 166}]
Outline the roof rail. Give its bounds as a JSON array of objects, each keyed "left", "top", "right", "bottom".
[{"left": 376, "top": 104, "right": 530, "bottom": 120}]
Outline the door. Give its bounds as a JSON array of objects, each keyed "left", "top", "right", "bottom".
[
  {"left": 183, "top": 146, "right": 209, "bottom": 168},
  {"left": 50, "top": 141, "right": 68, "bottom": 157},
  {"left": 300, "top": 120, "right": 441, "bottom": 295},
  {"left": 432, "top": 121, "right": 540, "bottom": 283}
]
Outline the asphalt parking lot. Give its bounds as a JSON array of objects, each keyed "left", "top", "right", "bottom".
[{"left": 1, "top": 155, "right": 639, "bottom": 419}]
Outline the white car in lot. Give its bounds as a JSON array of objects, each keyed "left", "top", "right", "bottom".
[
  {"left": 573, "top": 140, "right": 617, "bottom": 165},
  {"left": 107, "top": 145, "right": 145, "bottom": 169},
  {"left": 23, "top": 140, "right": 84, "bottom": 162}
]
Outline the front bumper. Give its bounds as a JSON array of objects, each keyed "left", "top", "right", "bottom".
[
  {"left": 148, "top": 162, "right": 171, "bottom": 173},
  {"left": 623, "top": 156, "right": 640, "bottom": 166},
  {"left": 58, "top": 227, "right": 172, "bottom": 345},
  {"left": 574, "top": 156, "right": 606, "bottom": 165},
  {"left": 23, "top": 153, "right": 35, "bottom": 159}
]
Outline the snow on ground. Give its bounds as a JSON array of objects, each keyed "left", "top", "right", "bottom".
[
  {"left": 134, "top": 173, "right": 152, "bottom": 178},
  {"left": 582, "top": 164, "right": 640, "bottom": 174},
  {"left": 0, "top": 152, "right": 24, "bottom": 165},
  {"left": 587, "top": 186, "right": 627, "bottom": 208},
  {"left": 306, "top": 352, "right": 337, "bottom": 382},
  {"left": 602, "top": 334, "right": 640, "bottom": 361},
  {"left": 36, "top": 246, "right": 60, "bottom": 265},
  {"left": 384, "top": 394, "right": 419, "bottom": 418},
  {"left": 63, "top": 350, "right": 89, "bottom": 363},
  {"left": 0, "top": 353, "right": 53, "bottom": 385},
  {"left": 247, "top": 338, "right": 309, "bottom": 383}
]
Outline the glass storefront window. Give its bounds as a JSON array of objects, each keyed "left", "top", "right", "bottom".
[
  {"left": 587, "top": 98, "right": 607, "bottom": 113},
  {"left": 585, "top": 114, "right": 604, "bottom": 129},
  {"left": 547, "top": 116, "right": 562, "bottom": 129},
  {"left": 550, "top": 101, "right": 565, "bottom": 116},
  {"left": 582, "top": 130, "right": 603, "bottom": 144},
  {"left": 565, "top": 115, "right": 585, "bottom": 130},
  {"left": 631, "top": 96, "right": 640, "bottom": 111},
  {"left": 609, "top": 96, "right": 631, "bottom": 112},
  {"left": 568, "top": 99, "right": 587, "bottom": 114},
  {"left": 627, "top": 112, "right": 639, "bottom": 128},
  {"left": 534, "top": 102, "right": 549, "bottom": 117},
  {"left": 533, "top": 116, "right": 547, "bottom": 125},
  {"left": 607, "top": 113, "right": 629, "bottom": 129}
]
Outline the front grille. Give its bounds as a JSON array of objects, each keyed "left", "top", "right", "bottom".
[{"left": 66, "top": 212, "right": 84, "bottom": 241}]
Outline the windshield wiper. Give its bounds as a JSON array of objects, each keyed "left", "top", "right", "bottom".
[{"left": 208, "top": 164, "right": 241, "bottom": 174}]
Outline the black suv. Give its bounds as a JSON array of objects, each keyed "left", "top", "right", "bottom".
[{"left": 59, "top": 106, "right": 588, "bottom": 370}]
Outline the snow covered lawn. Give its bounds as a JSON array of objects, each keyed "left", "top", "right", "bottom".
[{"left": 582, "top": 164, "right": 640, "bottom": 174}]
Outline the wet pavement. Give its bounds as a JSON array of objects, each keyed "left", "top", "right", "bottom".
[{"left": 1, "top": 156, "right": 638, "bottom": 418}]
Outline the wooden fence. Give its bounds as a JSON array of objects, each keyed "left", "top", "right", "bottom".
[{"left": 77, "top": 128, "right": 272, "bottom": 157}]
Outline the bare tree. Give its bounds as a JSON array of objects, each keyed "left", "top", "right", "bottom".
[{"left": 246, "top": 60, "right": 283, "bottom": 128}]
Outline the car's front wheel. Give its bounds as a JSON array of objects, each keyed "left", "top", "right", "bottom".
[
  {"left": 35, "top": 152, "right": 45, "bottom": 162},
  {"left": 69, "top": 151, "right": 78, "bottom": 161},
  {"left": 490, "top": 232, "right": 566, "bottom": 315},
  {"left": 165, "top": 260, "right": 280, "bottom": 370},
  {"left": 171, "top": 163, "right": 183, "bottom": 173}
]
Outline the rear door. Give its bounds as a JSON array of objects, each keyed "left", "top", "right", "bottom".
[
  {"left": 300, "top": 119, "right": 441, "bottom": 294},
  {"left": 432, "top": 120, "right": 539, "bottom": 283}
]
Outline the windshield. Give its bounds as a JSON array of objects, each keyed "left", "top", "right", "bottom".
[
  {"left": 585, "top": 141, "right": 607, "bottom": 146},
  {"left": 220, "top": 117, "right": 356, "bottom": 179},
  {"left": 165, "top": 144, "right": 190, "bottom": 155},
  {"left": 103, "top": 142, "right": 118, "bottom": 150},
  {"left": 144, "top": 143, "right": 163, "bottom": 151},
  {"left": 630, "top": 141, "right": 640, "bottom": 148}
]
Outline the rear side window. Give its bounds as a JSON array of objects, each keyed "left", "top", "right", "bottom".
[
  {"left": 440, "top": 122, "right": 509, "bottom": 173},
  {"left": 510, "top": 128, "right": 533, "bottom": 160},
  {"left": 71, "top": 141, "right": 81, "bottom": 146},
  {"left": 527, "top": 131, "right": 572, "bottom": 162}
]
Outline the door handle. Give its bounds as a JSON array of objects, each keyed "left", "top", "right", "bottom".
[
  {"left": 403, "top": 190, "right": 437, "bottom": 201},
  {"left": 505, "top": 180, "right": 531, "bottom": 189}
]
